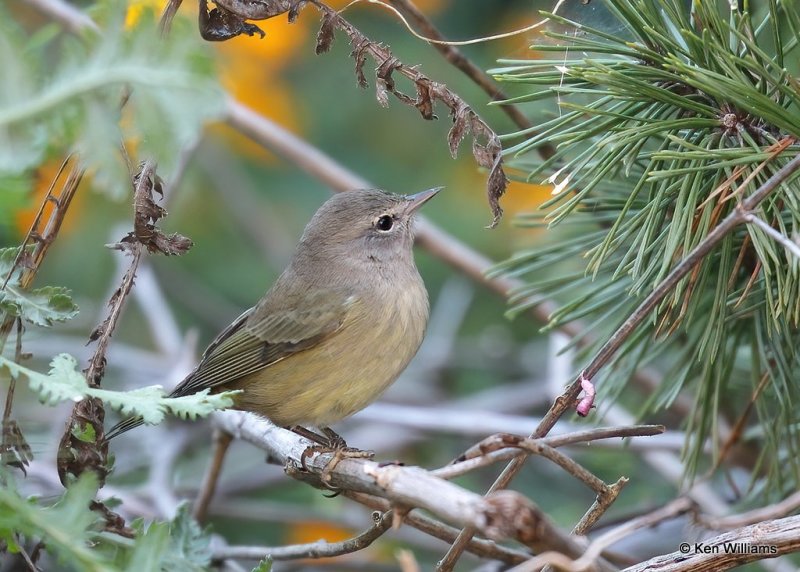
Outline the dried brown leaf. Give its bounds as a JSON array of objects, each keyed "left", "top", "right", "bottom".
[
  {"left": 375, "top": 57, "right": 413, "bottom": 106},
  {"left": 414, "top": 80, "right": 436, "bottom": 121},
  {"left": 471, "top": 139, "right": 493, "bottom": 169},
  {"left": 151, "top": 232, "right": 194, "bottom": 256},
  {"left": 486, "top": 153, "right": 508, "bottom": 229},
  {"left": 376, "top": 79, "right": 390, "bottom": 108},
  {"left": 57, "top": 397, "right": 109, "bottom": 486},
  {"left": 92, "top": 500, "right": 135, "bottom": 538},
  {"left": 2, "top": 420, "right": 33, "bottom": 474},
  {"left": 87, "top": 325, "right": 103, "bottom": 343},
  {"left": 376, "top": 56, "right": 401, "bottom": 91},
  {"left": 288, "top": 0, "right": 307, "bottom": 22},
  {"left": 316, "top": 11, "right": 336, "bottom": 54},
  {"left": 125, "top": 163, "right": 194, "bottom": 255},
  {"left": 447, "top": 104, "right": 471, "bottom": 159},
  {"left": 470, "top": 136, "right": 507, "bottom": 228},
  {"left": 350, "top": 39, "right": 370, "bottom": 89}
]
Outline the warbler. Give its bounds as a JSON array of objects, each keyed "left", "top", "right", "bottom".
[{"left": 106, "top": 187, "right": 440, "bottom": 441}]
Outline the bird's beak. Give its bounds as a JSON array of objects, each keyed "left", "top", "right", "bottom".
[{"left": 405, "top": 187, "right": 443, "bottom": 213}]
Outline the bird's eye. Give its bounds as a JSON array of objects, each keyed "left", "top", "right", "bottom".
[{"left": 376, "top": 215, "right": 394, "bottom": 232}]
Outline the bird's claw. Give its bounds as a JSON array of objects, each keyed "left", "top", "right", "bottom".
[{"left": 300, "top": 443, "right": 374, "bottom": 483}]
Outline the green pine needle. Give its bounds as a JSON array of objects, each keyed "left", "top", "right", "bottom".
[{"left": 494, "top": 0, "right": 800, "bottom": 489}]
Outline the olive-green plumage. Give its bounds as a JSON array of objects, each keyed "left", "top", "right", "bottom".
[{"left": 106, "top": 187, "right": 438, "bottom": 439}]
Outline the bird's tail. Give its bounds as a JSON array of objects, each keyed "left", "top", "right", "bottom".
[{"left": 104, "top": 416, "right": 145, "bottom": 440}]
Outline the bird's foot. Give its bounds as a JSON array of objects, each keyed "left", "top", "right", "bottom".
[{"left": 292, "top": 426, "right": 374, "bottom": 484}]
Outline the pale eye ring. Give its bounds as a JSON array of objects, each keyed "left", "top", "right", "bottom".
[{"left": 376, "top": 215, "right": 394, "bottom": 232}]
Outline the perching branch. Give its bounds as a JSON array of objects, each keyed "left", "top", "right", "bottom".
[{"left": 212, "top": 410, "right": 615, "bottom": 571}]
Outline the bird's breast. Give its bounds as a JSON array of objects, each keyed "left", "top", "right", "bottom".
[{"left": 231, "top": 272, "right": 429, "bottom": 427}]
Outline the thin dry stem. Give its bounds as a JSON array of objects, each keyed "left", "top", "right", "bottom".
[
  {"left": 699, "top": 490, "right": 800, "bottom": 530},
  {"left": 511, "top": 498, "right": 694, "bottom": 572},
  {"left": 387, "top": 0, "right": 543, "bottom": 139},
  {"left": 193, "top": 429, "right": 233, "bottom": 523},
  {"left": 213, "top": 510, "right": 392, "bottom": 561},
  {"left": 346, "top": 491, "right": 530, "bottom": 565},
  {"left": 1, "top": 157, "right": 84, "bottom": 474}
]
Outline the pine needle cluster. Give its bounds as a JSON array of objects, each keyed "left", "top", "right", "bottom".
[{"left": 492, "top": 0, "right": 800, "bottom": 489}]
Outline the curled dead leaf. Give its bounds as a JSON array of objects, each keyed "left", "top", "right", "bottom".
[
  {"left": 316, "top": 11, "right": 335, "bottom": 54},
  {"left": 376, "top": 79, "right": 390, "bottom": 108},
  {"left": 447, "top": 103, "right": 471, "bottom": 159},
  {"left": 288, "top": 0, "right": 307, "bottom": 22},
  {"left": 414, "top": 79, "right": 436, "bottom": 120},
  {"left": 486, "top": 156, "right": 508, "bottom": 228},
  {"left": 350, "top": 39, "right": 370, "bottom": 89}
]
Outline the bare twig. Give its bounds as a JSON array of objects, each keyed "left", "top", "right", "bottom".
[
  {"left": 699, "top": 491, "right": 800, "bottom": 531},
  {"left": 55, "top": 161, "right": 156, "bottom": 486},
  {"left": 386, "top": 0, "right": 543, "bottom": 140},
  {"left": 434, "top": 425, "right": 665, "bottom": 481},
  {"left": 436, "top": 143, "right": 800, "bottom": 570},
  {"left": 572, "top": 477, "right": 629, "bottom": 536},
  {"left": 193, "top": 429, "right": 233, "bottom": 523},
  {"left": 1, "top": 155, "right": 83, "bottom": 324},
  {"left": 344, "top": 491, "right": 532, "bottom": 566},
  {"left": 14, "top": 538, "right": 38, "bottom": 572},
  {"left": 623, "top": 514, "right": 800, "bottom": 572},
  {"left": 213, "top": 510, "right": 392, "bottom": 561},
  {"left": 454, "top": 425, "right": 664, "bottom": 462},
  {"left": 510, "top": 498, "right": 695, "bottom": 572},
  {"left": 1, "top": 157, "right": 83, "bottom": 473},
  {"left": 453, "top": 433, "right": 611, "bottom": 494}
]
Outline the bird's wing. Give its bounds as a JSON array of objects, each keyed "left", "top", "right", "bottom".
[{"left": 171, "top": 291, "right": 355, "bottom": 397}]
